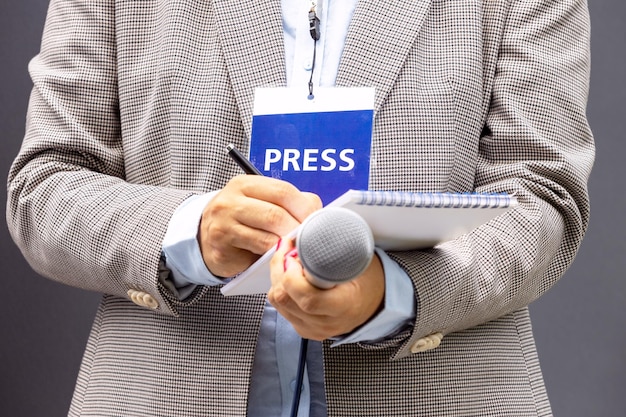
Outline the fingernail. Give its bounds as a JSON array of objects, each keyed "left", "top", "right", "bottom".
[
  {"left": 283, "top": 248, "right": 298, "bottom": 272},
  {"left": 276, "top": 238, "right": 282, "bottom": 250}
]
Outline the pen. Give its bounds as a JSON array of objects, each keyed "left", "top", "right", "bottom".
[{"left": 226, "top": 143, "right": 263, "bottom": 175}]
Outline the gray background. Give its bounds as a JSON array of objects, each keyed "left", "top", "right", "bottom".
[{"left": 1, "top": 1, "right": 624, "bottom": 416}]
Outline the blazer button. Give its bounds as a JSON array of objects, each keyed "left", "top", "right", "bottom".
[
  {"left": 127, "top": 289, "right": 144, "bottom": 306},
  {"left": 410, "top": 332, "right": 443, "bottom": 354},
  {"left": 141, "top": 293, "right": 159, "bottom": 310},
  {"left": 127, "top": 289, "right": 158, "bottom": 309}
]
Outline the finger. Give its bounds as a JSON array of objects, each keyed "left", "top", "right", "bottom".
[
  {"left": 271, "top": 289, "right": 351, "bottom": 340},
  {"left": 270, "top": 237, "right": 295, "bottom": 267},
  {"left": 237, "top": 176, "right": 323, "bottom": 222},
  {"left": 268, "top": 245, "right": 307, "bottom": 313},
  {"left": 272, "top": 308, "right": 332, "bottom": 341},
  {"left": 280, "top": 269, "right": 352, "bottom": 317},
  {"left": 267, "top": 285, "right": 337, "bottom": 341},
  {"left": 223, "top": 220, "right": 284, "bottom": 256},
  {"left": 229, "top": 197, "right": 302, "bottom": 242}
]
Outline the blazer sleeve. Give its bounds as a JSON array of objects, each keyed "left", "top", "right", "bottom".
[
  {"left": 387, "top": 0, "right": 594, "bottom": 358},
  {"left": 5, "top": 0, "right": 199, "bottom": 316}
]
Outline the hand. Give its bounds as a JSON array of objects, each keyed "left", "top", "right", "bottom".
[
  {"left": 199, "top": 175, "right": 322, "bottom": 277},
  {"left": 267, "top": 238, "right": 385, "bottom": 341}
]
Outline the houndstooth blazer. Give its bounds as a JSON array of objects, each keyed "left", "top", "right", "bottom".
[{"left": 7, "top": 0, "right": 594, "bottom": 415}]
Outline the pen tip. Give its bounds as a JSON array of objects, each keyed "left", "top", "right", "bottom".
[{"left": 226, "top": 143, "right": 235, "bottom": 151}]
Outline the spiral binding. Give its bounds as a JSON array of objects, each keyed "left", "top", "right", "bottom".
[{"left": 357, "top": 191, "right": 513, "bottom": 209}]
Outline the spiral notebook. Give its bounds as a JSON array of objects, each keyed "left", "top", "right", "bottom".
[{"left": 221, "top": 190, "right": 517, "bottom": 296}]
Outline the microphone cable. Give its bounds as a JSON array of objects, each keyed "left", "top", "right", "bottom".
[{"left": 289, "top": 338, "right": 309, "bottom": 417}]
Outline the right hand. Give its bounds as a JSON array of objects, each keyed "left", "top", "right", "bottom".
[{"left": 199, "top": 175, "right": 322, "bottom": 278}]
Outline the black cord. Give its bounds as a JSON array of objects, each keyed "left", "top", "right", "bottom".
[
  {"left": 307, "top": 42, "right": 318, "bottom": 99},
  {"left": 289, "top": 337, "right": 309, "bottom": 417},
  {"left": 307, "top": 8, "right": 320, "bottom": 99}
]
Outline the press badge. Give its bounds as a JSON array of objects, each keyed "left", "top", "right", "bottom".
[{"left": 249, "top": 87, "right": 375, "bottom": 205}]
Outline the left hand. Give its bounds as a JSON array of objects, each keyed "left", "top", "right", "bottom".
[{"left": 267, "top": 238, "right": 385, "bottom": 341}]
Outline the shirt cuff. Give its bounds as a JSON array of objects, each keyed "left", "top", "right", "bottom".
[
  {"left": 331, "top": 248, "right": 416, "bottom": 347},
  {"left": 161, "top": 192, "right": 226, "bottom": 292}
]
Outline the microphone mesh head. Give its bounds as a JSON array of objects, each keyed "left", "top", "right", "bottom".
[{"left": 296, "top": 207, "right": 374, "bottom": 285}]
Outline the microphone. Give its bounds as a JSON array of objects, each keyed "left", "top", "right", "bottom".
[{"left": 295, "top": 207, "right": 375, "bottom": 289}]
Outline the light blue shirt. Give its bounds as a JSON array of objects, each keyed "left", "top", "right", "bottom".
[{"left": 161, "top": 1, "right": 417, "bottom": 415}]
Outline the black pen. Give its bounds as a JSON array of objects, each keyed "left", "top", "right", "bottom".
[{"left": 226, "top": 143, "right": 263, "bottom": 175}]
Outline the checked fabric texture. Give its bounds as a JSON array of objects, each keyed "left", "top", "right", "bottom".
[{"left": 7, "top": 0, "right": 594, "bottom": 416}]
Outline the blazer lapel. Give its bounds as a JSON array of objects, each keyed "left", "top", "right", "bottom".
[
  {"left": 211, "top": 0, "right": 431, "bottom": 134},
  {"left": 212, "top": 0, "right": 286, "bottom": 137},
  {"left": 336, "top": 0, "right": 431, "bottom": 112}
]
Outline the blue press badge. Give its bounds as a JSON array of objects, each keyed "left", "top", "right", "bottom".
[{"left": 250, "top": 88, "right": 375, "bottom": 205}]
